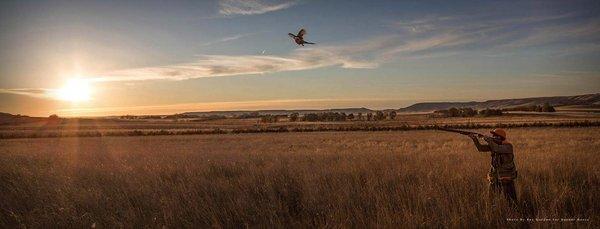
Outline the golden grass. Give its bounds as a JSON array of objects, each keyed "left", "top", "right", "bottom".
[{"left": 0, "top": 127, "right": 598, "bottom": 227}]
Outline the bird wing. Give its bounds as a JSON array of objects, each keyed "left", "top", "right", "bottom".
[
  {"left": 297, "top": 29, "right": 306, "bottom": 38},
  {"left": 288, "top": 33, "right": 296, "bottom": 38}
]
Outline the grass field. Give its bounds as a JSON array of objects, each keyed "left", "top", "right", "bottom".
[{"left": 1, "top": 127, "right": 598, "bottom": 227}]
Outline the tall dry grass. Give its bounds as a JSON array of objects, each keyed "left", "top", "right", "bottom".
[{"left": 0, "top": 127, "right": 598, "bottom": 227}]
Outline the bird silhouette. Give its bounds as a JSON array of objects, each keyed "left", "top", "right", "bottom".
[{"left": 288, "top": 28, "right": 315, "bottom": 46}]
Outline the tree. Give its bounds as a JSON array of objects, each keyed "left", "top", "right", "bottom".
[
  {"left": 366, "top": 113, "right": 373, "bottom": 121},
  {"left": 347, "top": 113, "right": 355, "bottom": 120},
  {"left": 479, "top": 108, "right": 503, "bottom": 117},
  {"left": 433, "top": 107, "right": 478, "bottom": 117},
  {"left": 374, "top": 111, "right": 385, "bottom": 121},
  {"left": 541, "top": 103, "right": 556, "bottom": 112},
  {"left": 303, "top": 113, "right": 319, "bottom": 122},
  {"left": 460, "top": 108, "right": 476, "bottom": 117},
  {"left": 260, "top": 115, "right": 278, "bottom": 123},
  {"left": 289, "top": 113, "right": 299, "bottom": 122},
  {"left": 47, "top": 114, "right": 61, "bottom": 124},
  {"left": 389, "top": 111, "right": 397, "bottom": 120},
  {"left": 535, "top": 106, "right": 543, "bottom": 112},
  {"left": 340, "top": 112, "right": 347, "bottom": 121},
  {"left": 357, "top": 113, "right": 363, "bottom": 121},
  {"left": 433, "top": 109, "right": 450, "bottom": 117},
  {"left": 448, "top": 107, "right": 459, "bottom": 117}
]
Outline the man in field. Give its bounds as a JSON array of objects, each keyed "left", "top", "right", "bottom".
[{"left": 469, "top": 129, "right": 518, "bottom": 204}]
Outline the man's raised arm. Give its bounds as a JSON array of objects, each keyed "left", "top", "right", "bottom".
[{"left": 469, "top": 134, "right": 491, "bottom": 152}]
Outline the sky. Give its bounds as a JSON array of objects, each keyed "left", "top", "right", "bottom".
[{"left": 1, "top": 0, "right": 599, "bottom": 116}]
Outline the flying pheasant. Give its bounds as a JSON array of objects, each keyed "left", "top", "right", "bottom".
[{"left": 288, "top": 28, "right": 315, "bottom": 46}]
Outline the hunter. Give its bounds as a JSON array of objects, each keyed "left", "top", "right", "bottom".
[{"left": 469, "top": 129, "right": 518, "bottom": 203}]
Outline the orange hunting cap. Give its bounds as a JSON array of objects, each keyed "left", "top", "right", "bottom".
[{"left": 490, "top": 128, "right": 507, "bottom": 139}]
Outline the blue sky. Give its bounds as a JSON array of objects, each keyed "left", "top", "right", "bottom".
[{"left": 1, "top": 0, "right": 599, "bottom": 116}]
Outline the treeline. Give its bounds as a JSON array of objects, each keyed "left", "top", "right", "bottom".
[
  {"left": 118, "top": 111, "right": 402, "bottom": 123},
  {"left": 433, "top": 107, "right": 503, "bottom": 117},
  {"left": 120, "top": 114, "right": 201, "bottom": 120},
  {"left": 3, "top": 120, "right": 598, "bottom": 139},
  {"left": 120, "top": 114, "right": 230, "bottom": 121},
  {"left": 260, "top": 115, "right": 284, "bottom": 123},
  {"left": 503, "top": 103, "right": 556, "bottom": 112},
  {"left": 285, "top": 111, "right": 397, "bottom": 122}
]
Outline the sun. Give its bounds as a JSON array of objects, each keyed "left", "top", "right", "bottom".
[{"left": 56, "top": 78, "right": 92, "bottom": 102}]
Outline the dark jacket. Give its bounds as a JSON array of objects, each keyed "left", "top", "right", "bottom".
[{"left": 472, "top": 137, "right": 518, "bottom": 181}]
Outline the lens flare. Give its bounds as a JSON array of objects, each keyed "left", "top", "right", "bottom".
[{"left": 56, "top": 78, "right": 92, "bottom": 102}]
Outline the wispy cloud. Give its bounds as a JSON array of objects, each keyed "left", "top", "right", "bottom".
[
  {"left": 502, "top": 18, "right": 600, "bottom": 48},
  {"left": 391, "top": 12, "right": 577, "bottom": 35},
  {"left": 391, "top": 12, "right": 600, "bottom": 56},
  {"left": 380, "top": 33, "right": 471, "bottom": 60},
  {"left": 201, "top": 33, "right": 254, "bottom": 46},
  {"left": 93, "top": 48, "right": 378, "bottom": 82},
  {"left": 0, "top": 88, "right": 52, "bottom": 98},
  {"left": 531, "top": 70, "right": 600, "bottom": 78},
  {"left": 219, "top": 0, "right": 298, "bottom": 16}
]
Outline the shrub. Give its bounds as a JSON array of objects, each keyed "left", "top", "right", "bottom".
[
  {"left": 260, "top": 115, "right": 279, "bottom": 123},
  {"left": 433, "top": 107, "right": 482, "bottom": 117},
  {"left": 289, "top": 113, "right": 299, "bottom": 122}
]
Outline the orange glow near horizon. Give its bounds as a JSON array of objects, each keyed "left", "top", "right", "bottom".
[{"left": 51, "top": 98, "right": 416, "bottom": 117}]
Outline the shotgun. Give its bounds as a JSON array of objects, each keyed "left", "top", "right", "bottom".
[{"left": 436, "top": 127, "right": 486, "bottom": 138}]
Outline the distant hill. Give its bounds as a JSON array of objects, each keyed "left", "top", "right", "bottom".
[
  {"left": 0, "top": 112, "right": 49, "bottom": 125},
  {"left": 183, "top": 108, "right": 373, "bottom": 117},
  {"left": 398, "top": 93, "right": 600, "bottom": 113}
]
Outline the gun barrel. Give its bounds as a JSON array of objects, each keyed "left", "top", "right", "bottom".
[{"left": 436, "top": 127, "right": 484, "bottom": 137}]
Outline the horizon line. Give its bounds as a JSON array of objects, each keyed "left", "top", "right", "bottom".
[{"left": 4, "top": 92, "right": 597, "bottom": 117}]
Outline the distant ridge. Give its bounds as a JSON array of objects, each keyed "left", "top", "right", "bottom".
[
  {"left": 398, "top": 93, "right": 600, "bottom": 113},
  {"left": 182, "top": 108, "right": 373, "bottom": 117},
  {"left": 0, "top": 112, "right": 50, "bottom": 125}
]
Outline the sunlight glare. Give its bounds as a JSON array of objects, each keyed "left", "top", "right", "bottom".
[{"left": 56, "top": 78, "right": 92, "bottom": 102}]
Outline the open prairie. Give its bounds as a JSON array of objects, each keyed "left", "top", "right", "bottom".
[{"left": 1, "top": 127, "right": 598, "bottom": 227}]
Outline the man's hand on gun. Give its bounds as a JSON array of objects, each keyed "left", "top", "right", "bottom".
[{"left": 468, "top": 133, "right": 492, "bottom": 142}]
